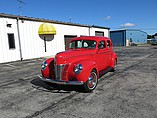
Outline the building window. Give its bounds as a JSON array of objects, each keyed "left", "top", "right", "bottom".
[
  {"left": 8, "top": 33, "right": 16, "bottom": 49},
  {"left": 95, "top": 31, "right": 104, "bottom": 36}
]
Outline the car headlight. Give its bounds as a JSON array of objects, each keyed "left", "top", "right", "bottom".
[
  {"left": 41, "top": 61, "right": 48, "bottom": 70},
  {"left": 74, "top": 64, "right": 83, "bottom": 74}
]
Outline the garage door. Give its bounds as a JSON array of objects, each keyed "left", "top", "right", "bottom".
[
  {"left": 64, "top": 35, "right": 77, "bottom": 50},
  {"left": 95, "top": 31, "right": 104, "bottom": 36}
]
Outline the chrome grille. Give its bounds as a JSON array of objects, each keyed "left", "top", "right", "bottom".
[{"left": 54, "top": 64, "right": 65, "bottom": 80}]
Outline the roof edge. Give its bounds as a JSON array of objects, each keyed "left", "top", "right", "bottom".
[
  {"left": 0, "top": 13, "right": 110, "bottom": 29},
  {"left": 110, "top": 29, "right": 147, "bottom": 34}
]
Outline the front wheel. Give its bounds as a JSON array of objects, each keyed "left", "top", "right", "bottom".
[{"left": 82, "top": 70, "right": 98, "bottom": 92}]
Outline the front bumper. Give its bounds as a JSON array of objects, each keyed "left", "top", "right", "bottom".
[{"left": 38, "top": 75, "right": 84, "bottom": 85}]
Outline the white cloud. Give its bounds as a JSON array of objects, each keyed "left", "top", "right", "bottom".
[
  {"left": 100, "top": 16, "right": 111, "bottom": 20},
  {"left": 105, "top": 16, "right": 111, "bottom": 20},
  {"left": 120, "top": 23, "right": 136, "bottom": 28}
]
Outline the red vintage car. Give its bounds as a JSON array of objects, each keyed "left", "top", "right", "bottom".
[{"left": 39, "top": 36, "right": 117, "bottom": 92}]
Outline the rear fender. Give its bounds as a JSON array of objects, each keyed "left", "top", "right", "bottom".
[{"left": 111, "top": 52, "right": 117, "bottom": 67}]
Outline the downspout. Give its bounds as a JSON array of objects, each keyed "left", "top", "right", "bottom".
[
  {"left": 88, "top": 26, "right": 91, "bottom": 36},
  {"left": 108, "top": 29, "right": 110, "bottom": 38},
  {"left": 16, "top": 17, "right": 23, "bottom": 60}
]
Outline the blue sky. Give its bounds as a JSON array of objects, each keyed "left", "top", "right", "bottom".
[{"left": 0, "top": 0, "right": 157, "bottom": 35}]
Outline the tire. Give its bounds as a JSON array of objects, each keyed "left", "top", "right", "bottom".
[
  {"left": 82, "top": 70, "right": 98, "bottom": 92},
  {"left": 111, "top": 59, "right": 117, "bottom": 72}
]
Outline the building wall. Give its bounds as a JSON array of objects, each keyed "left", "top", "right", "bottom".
[
  {"left": 0, "top": 16, "right": 109, "bottom": 63},
  {"left": 110, "top": 30, "right": 147, "bottom": 46},
  {"left": 126, "top": 30, "right": 147, "bottom": 44},
  {"left": 0, "top": 17, "right": 21, "bottom": 63},
  {"left": 90, "top": 27, "right": 109, "bottom": 37}
]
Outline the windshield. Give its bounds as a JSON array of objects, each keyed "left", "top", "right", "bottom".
[{"left": 69, "top": 40, "right": 96, "bottom": 49}]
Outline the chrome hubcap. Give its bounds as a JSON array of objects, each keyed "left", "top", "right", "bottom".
[{"left": 87, "top": 72, "right": 97, "bottom": 90}]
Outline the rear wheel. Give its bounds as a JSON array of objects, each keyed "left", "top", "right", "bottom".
[
  {"left": 111, "top": 59, "right": 117, "bottom": 72},
  {"left": 82, "top": 70, "right": 98, "bottom": 92}
]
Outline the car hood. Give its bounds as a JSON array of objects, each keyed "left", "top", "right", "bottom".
[{"left": 55, "top": 49, "right": 96, "bottom": 64}]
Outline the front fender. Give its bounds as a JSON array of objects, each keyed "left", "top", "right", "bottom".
[
  {"left": 68, "top": 60, "right": 99, "bottom": 83},
  {"left": 41, "top": 58, "right": 55, "bottom": 78}
]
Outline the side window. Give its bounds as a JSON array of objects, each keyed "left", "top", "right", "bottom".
[
  {"left": 83, "top": 42, "right": 88, "bottom": 47},
  {"left": 77, "top": 40, "right": 82, "bottom": 48},
  {"left": 98, "top": 41, "right": 105, "bottom": 49},
  {"left": 107, "top": 40, "right": 111, "bottom": 48}
]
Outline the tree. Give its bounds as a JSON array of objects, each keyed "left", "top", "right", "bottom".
[
  {"left": 147, "top": 35, "right": 152, "bottom": 39},
  {"left": 147, "top": 35, "right": 154, "bottom": 39},
  {"left": 154, "top": 33, "right": 157, "bottom": 36}
]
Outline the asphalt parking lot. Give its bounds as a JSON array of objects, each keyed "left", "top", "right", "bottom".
[{"left": 0, "top": 46, "right": 157, "bottom": 118}]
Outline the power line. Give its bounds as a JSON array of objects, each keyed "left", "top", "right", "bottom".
[
  {"left": 140, "top": 28, "right": 157, "bottom": 30},
  {"left": 17, "top": 0, "right": 26, "bottom": 4},
  {"left": 17, "top": 0, "right": 26, "bottom": 15},
  {"left": 110, "top": 27, "right": 157, "bottom": 31}
]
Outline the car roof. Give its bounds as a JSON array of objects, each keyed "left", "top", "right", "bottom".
[{"left": 71, "top": 36, "right": 111, "bottom": 42}]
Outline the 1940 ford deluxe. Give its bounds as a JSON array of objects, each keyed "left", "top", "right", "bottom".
[{"left": 39, "top": 36, "right": 117, "bottom": 92}]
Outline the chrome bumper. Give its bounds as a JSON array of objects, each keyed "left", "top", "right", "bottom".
[{"left": 38, "top": 75, "right": 84, "bottom": 85}]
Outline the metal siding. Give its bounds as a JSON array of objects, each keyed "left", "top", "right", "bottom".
[
  {"left": 0, "top": 18, "right": 20, "bottom": 63},
  {"left": 0, "top": 16, "right": 109, "bottom": 63},
  {"left": 124, "top": 30, "right": 126, "bottom": 46},
  {"left": 19, "top": 21, "right": 48, "bottom": 59},
  {"left": 126, "top": 30, "right": 147, "bottom": 44},
  {"left": 110, "top": 31, "right": 125, "bottom": 46},
  {"left": 55, "top": 24, "right": 90, "bottom": 52},
  {"left": 18, "top": 21, "right": 91, "bottom": 59}
]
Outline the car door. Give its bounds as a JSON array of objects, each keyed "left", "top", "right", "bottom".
[
  {"left": 96, "top": 40, "right": 108, "bottom": 71},
  {"left": 105, "top": 40, "right": 112, "bottom": 67}
]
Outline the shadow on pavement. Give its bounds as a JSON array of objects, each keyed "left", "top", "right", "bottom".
[
  {"left": 30, "top": 77, "right": 82, "bottom": 93},
  {"left": 151, "top": 46, "right": 157, "bottom": 49}
]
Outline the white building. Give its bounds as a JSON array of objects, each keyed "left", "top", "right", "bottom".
[{"left": 0, "top": 13, "right": 110, "bottom": 63}]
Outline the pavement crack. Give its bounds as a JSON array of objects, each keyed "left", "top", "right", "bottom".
[
  {"left": 24, "top": 92, "right": 78, "bottom": 118},
  {"left": 0, "top": 76, "right": 37, "bottom": 88}
]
